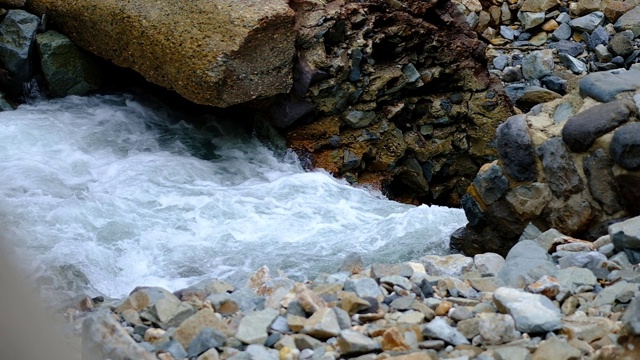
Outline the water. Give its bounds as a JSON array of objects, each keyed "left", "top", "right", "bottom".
[{"left": 0, "top": 93, "right": 466, "bottom": 303}]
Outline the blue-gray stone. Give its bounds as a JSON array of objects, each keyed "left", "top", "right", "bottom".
[
  {"left": 558, "top": 251, "right": 610, "bottom": 279},
  {"left": 462, "top": 194, "right": 485, "bottom": 227},
  {"left": 348, "top": 48, "right": 363, "bottom": 82},
  {"left": 0, "top": 10, "right": 40, "bottom": 81},
  {"left": 586, "top": 26, "right": 609, "bottom": 51},
  {"left": 610, "top": 216, "right": 640, "bottom": 254},
  {"left": 518, "top": 11, "right": 545, "bottom": 30},
  {"left": 595, "top": 44, "right": 612, "bottom": 63},
  {"left": 612, "top": 56, "right": 625, "bottom": 66},
  {"left": 551, "top": 23, "right": 572, "bottom": 41},
  {"left": 584, "top": 149, "right": 623, "bottom": 214},
  {"left": 579, "top": 69, "right": 640, "bottom": 102},
  {"left": 622, "top": 294, "right": 640, "bottom": 335},
  {"left": 556, "top": 12, "right": 571, "bottom": 23},
  {"left": 500, "top": 26, "right": 516, "bottom": 40},
  {"left": 157, "top": 340, "right": 188, "bottom": 360},
  {"left": 422, "top": 317, "right": 470, "bottom": 345},
  {"left": 538, "top": 137, "right": 583, "bottom": 197},
  {"left": 615, "top": 6, "right": 640, "bottom": 36},
  {"left": 541, "top": 75, "right": 567, "bottom": 95},
  {"left": 498, "top": 240, "right": 556, "bottom": 288},
  {"left": 559, "top": 53, "right": 586, "bottom": 74},
  {"left": 522, "top": 50, "right": 554, "bottom": 79},
  {"left": 610, "top": 31, "right": 635, "bottom": 57},
  {"left": 493, "top": 55, "right": 509, "bottom": 70},
  {"left": 344, "top": 278, "right": 382, "bottom": 299},
  {"left": 611, "top": 123, "right": 640, "bottom": 170},
  {"left": 569, "top": 12, "right": 604, "bottom": 32},
  {"left": 551, "top": 40, "right": 584, "bottom": 58},
  {"left": 187, "top": 327, "right": 226, "bottom": 358},
  {"left": 473, "top": 163, "right": 509, "bottom": 205},
  {"left": 502, "top": 67, "right": 523, "bottom": 83},
  {"left": 553, "top": 102, "right": 573, "bottom": 123},
  {"left": 493, "top": 287, "right": 562, "bottom": 333},
  {"left": 496, "top": 114, "right": 536, "bottom": 182},
  {"left": 562, "top": 99, "right": 634, "bottom": 152},
  {"left": 402, "top": 63, "right": 420, "bottom": 83}
]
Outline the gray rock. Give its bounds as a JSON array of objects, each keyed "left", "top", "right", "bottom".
[
  {"left": 498, "top": 240, "right": 556, "bottom": 288},
  {"left": 533, "top": 228, "right": 564, "bottom": 252},
  {"left": 519, "top": 223, "right": 543, "bottom": 242},
  {"left": 584, "top": 149, "right": 623, "bottom": 214},
  {"left": 502, "top": 66, "right": 523, "bottom": 82},
  {"left": 559, "top": 53, "right": 586, "bottom": 74},
  {"left": 187, "top": 327, "right": 226, "bottom": 358},
  {"left": 380, "top": 275, "right": 412, "bottom": 290},
  {"left": 302, "top": 308, "right": 341, "bottom": 339},
  {"left": 344, "top": 278, "right": 383, "bottom": 299},
  {"left": 493, "top": 55, "right": 509, "bottom": 70},
  {"left": 197, "top": 348, "right": 220, "bottom": 360},
  {"left": 522, "top": 49, "right": 555, "bottom": 80},
  {"left": 553, "top": 40, "right": 584, "bottom": 58},
  {"left": 609, "top": 216, "right": 640, "bottom": 255},
  {"left": 506, "top": 183, "right": 552, "bottom": 218},
  {"left": 493, "top": 287, "right": 562, "bottom": 333},
  {"left": 551, "top": 23, "right": 572, "bottom": 41},
  {"left": 496, "top": 114, "right": 536, "bottom": 182},
  {"left": 245, "top": 344, "right": 279, "bottom": 360},
  {"left": 474, "top": 253, "right": 505, "bottom": 277},
  {"left": 0, "top": 10, "right": 40, "bottom": 82},
  {"left": 609, "top": 31, "right": 635, "bottom": 57},
  {"left": 555, "top": 267, "right": 598, "bottom": 293},
  {"left": 591, "top": 280, "right": 639, "bottom": 306},
  {"left": 462, "top": 194, "right": 485, "bottom": 227},
  {"left": 622, "top": 294, "right": 640, "bottom": 335},
  {"left": 422, "top": 317, "right": 470, "bottom": 345},
  {"left": 615, "top": 5, "right": 640, "bottom": 36},
  {"left": 342, "top": 110, "right": 376, "bottom": 128},
  {"left": 236, "top": 309, "right": 279, "bottom": 345},
  {"left": 477, "top": 313, "right": 520, "bottom": 345},
  {"left": 579, "top": 69, "right": 640, "bottom": 103},
  {"left": 337, "top": 330, "right": 381, "bottom": 356},
  {"left": 390, "top": 295, "right": 415, "bottom": 310},
  {"left": 420, "top": 254, "right": 474, "bottom": 277},
  {"left": 36, "top": 30, "right": 101, "bottom": 97},
  {"left": 595, "top": 44, "right": 613, "bottom": 63},
  {"left": 531, "top": 337, "right": 582, "bottom": 360},
  {"left": 473, "top": 163, "right": 509, "bottom": 205},
  {"left": 500, "top": 26, "right": 516, "bottom": 40},
  {"left": 537, "top": 137, "right": 583, "bottom": 198},
  {"left": 558, "top": 251, "right": 609, "bottom": 279},
  {"left": 518, "top": 11, "right": 546, "bottom": 30},
  {"left": 553, "top": 102, "right": 573, "bottom": 123},
  {"left": 562, "top": 99, "right": 634, "bottom": 152},
  {"left": 569, "top": 11, "right": 604, "bottom": 32},
  {"left": 541, "top": 76, "right": 567, "bottom": 95},
  {"left": 587, "top": 26, "right": 609, "bottom": 51},
  {"left": 157, "top": 340, "right": 188, "bottom": 359},
  {"left": 494, "top": 346, "right": 532, "bottom": 360},
  {"left": 611, "top": 122, "right": 640, "bottom": 170},
  {"left": 82, "top": 311, "right": 157, "bottom": 360}
]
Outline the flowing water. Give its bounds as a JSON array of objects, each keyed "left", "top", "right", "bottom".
[{"left": 0, "top": 93, "right": 466, "bottom": 303}]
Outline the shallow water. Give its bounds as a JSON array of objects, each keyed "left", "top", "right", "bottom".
[{"left": 0, "top": 93, "right": 466, "bottom": 302}]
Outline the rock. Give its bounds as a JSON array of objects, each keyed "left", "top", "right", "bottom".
[
  {"left": 561, "top": 314, "right": 616, "bottom": 343},
  {"left": 586, "top": 26, "right": 610, "bottom": 51},
  {"left": 522, "top": 50, "right": 555, "bottom": 80},
  {"left": 157, "top": 340, "right": 188, "bottom": 360},
  {"left": 498, "top": 240, "right": 556, "bottom": 288},
  {"left": 609, "top": 216, "right": 640, "bottom": 261},
  {"left": 595, "top": 44, "right": 613, "bottom": 63},
  {"left": 302, "top": 308, "right": 341, "bottom": 339},
  {"left": 518, "top": 11, "right": 546, "bottom": 30},
  {"left": 558, "top": 53, "right": 586, "bottom": 74},
  {"left": 558, "top": 252, "right": 609, "bottom": 279},
  {"left": 500, "top": 26, "right": 516, "bottom": 41},
  {"left": 245, "top": 344, "right": 279, "bottom": 360},
  {"left": 496, "top": 115, "right": 536, "bottom": 182},
  {"left": 609, "top": 31, "right": 635, "bottom": 57},
  {"left": 525, "top": 275, "right": 561, "bottom": 298},
  {"left": 197, "top": 348, "right": 220, "bottom": 360},
  {"left": 187, "top": 328, "right": 227, "bottom": 358},
  {"left": 611, "top": 123, "right": 640, "bottom": 170},
  {"left": 552, "top": 23, "right": 573, "bottom": 41},
  {"left": 422, "top": 317, "right": 470, "bottom": 345},
  {"left": 175, "top": 308, "right": 231, "bottom": 350},
  {"left": 583, "top": 149, "right": 623, "bottom": 214},
  {"left": 579, "top": 69, "right": 640, "bottom": 102},
  {"left": 553, "top": 40, "right": 585, "bottom": 58},
  {"left": 82, "top": 311, "right": 157, "bottom": 360},
  {"left": 556, "top": 267, "right": 598, "bottom": 293},
  {"left": 622, "top": 294, "right": 640, "bottom": 335},
  {"left": 236, "top": 309, "right": 279, "bottom": 345},
  {"left": 562, "top": 99, "right": 634, "bottom": 152},
  {"left": 506, "top": 183, "right": 552, "bottom": 218},
  {"left": 473, "top": 163, "right": 509, "bottom": 205},
  {"left": 36, "top": 30, "right": 101, "bottom": 97},
  {"left": 493, "top": 55, "right": 509, "bottom": 70},
  {"left": 516, "top": 86, "right": 562, "bottom": 110},
  {"left": 531, "top": 337, "right": 582, "bottom": 360},
  {"left": 569, "top": 12, "right": 605, "bottom": 32},
  {"left": 116, "top": 287, "right": 180, "bottom": 313},
  {"left": 542, "top": 76, "right": 568, "bottom": 95},
  {"left": 0, "top": 10, "right": 40, "bottom": 90},
  {"left": 337, "top": 330, "right": 381, "bottom": 356},
  {"left": 344, "top": 278, "right": 383, "bottom": 299},
  {"left": 591, "top": 280, "right": 638, "bottom": 307},
  {"left": 420, "top": 254, "right": 473, "bottom": 277},
  {"left": 614, "top": 5, "right": 640, "bottom": 36},
  {"left": 477, "top": 313, "right": 520, "bottom": 345},
  {"left": 493, "top": 287, "right": 562, "bottom": 333},
  {"left": 502, "top": 66, "right": 523, "bottom": 82},
  {"left": 537, "top": 137, "right": 583, "bottom": 198},
  {"left": 520, "top": 0, "right": 560, "bottom": 12},
  {"left": 473, "top": 253, "right": 505, "bottom": 277},
  {"left": 27, "top": 0, "right": 296, "bottom": 108}
]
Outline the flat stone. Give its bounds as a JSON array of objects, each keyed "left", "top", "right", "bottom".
[
  {"left": 420, "top": 254, "right": 474, "bottom": 277},
  {"left": 614, "top": 5, "right": 640, "bottom": 36},
  {"left": 561, "top": 314, "right": 617, "bottom": 343},
  {"left": 493, "top": 287, "right": 562, "bottom": 333},
  {"left": 552, "top": 40, "right": 584, "bottom": 57},
  {"left": 583, "top": 149, "right": 624, "bottom": 214},
  {"left": 380, "top": 275, "right": 413, "bottom": 291},
  {"left": 337, "top": 330, "right": 382, "bottom": 356},
  {"left": 517, "top": 86, "right": 562, "bottom": 111},
  {"left": 473, "top": 163, "right": 509, "bottom": 205},
  {"left": 396, "top": 310, "right": 426, "bottom": 324},
  {"left": 496, "top": 114, "right": 536, "bottom": 182},
  {"left": 579, "top": 69, "right": 640, "bottom": 103},
  {"left": 236, "top": 309, "right": 279, "bottom": 345},
  {"left": 569, "top": 11, "right": 604, "bottom": 32},
  {"left": 538, "top": 137, "right": 584, "bottom": 197},
  {"left": 611, "top": 122, "right": 640, "bottom": 170},
  {"left": 522, "top": 49, "right": 555, "bottom": 80},
  {"left": 422, "top": 317, "right": 470, "bottom": 345}
]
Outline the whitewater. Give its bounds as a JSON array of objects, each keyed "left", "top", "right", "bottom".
[{"left": 0, "top": 93, "right": 466, "bottom": 303}]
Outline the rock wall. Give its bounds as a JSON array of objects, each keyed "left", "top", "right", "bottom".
[
  {"left": 282, "top": 0, "right": 514, "bottom": 206},
  {"left": 453, "top": 68, "right": 640, "bottom": 256}
]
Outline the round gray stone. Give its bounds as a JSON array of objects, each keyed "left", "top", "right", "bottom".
[{"left": 611, "top": 122, "right": 640, "bottom": 170}]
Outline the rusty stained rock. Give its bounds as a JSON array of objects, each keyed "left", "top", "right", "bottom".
[
  {"left": 26, "top": 0, "right": 296, "bottom": 108},
  {"left": 285, "top": 0, "right": 514, "bottom": 206}
]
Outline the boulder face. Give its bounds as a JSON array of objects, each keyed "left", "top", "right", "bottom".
[
  {"left": 26, "top": 0, "right": 296, "bottom": 108},
  {"left": 283, "top": 0, "right": 514, "bottom": 206}
]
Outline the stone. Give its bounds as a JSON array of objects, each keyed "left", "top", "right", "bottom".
[
  {"left": 342, "top": 110, "right": 376, "bottom": 129},
  {"left": 522, "top": 50, "right": 555, "bottom": 80},
  {"left": 502, "top": 66, "right": 523, "bottom": 82},
  {"left": 302, "top": 308, "right": 341, "bottom": 339},
  {"left": 516, "top": 87, "right": 562, "bottom": 110},
  {"left": 457, "top": 318, "right": 480, "bottom": 340},
  {"left": 494, "top": 347, "right": 532, "bottom": 360},
  {"left": 27, "top": 0, "right": 295, "bottom": 108},
  {"left": 197, "top": 348, "right": 220, "bottom": 360},
  {"left": 614, "top": 5, "right": 640, "bottom": 36},
  {"left": 531, "top": 337, "right": 582, "bottom": 360},
  {"left": 610, "top": 217, "right": 640, "bottom": 255},
  {"left": 558, "top": 251, "right": 609, "bottom": 279},
  {"left": 477, "top": 313, "right": 520, "bottom": 345},
  {"left": 561, "top": 314, "right": 617, "bottom": 343},
  {"left": 506, "top": 183, "right": 552, "bottom": 218},
  {"left": 525, "top": 275, "right": 561, "bottom": 298},
  {"left": 337, "top": 330, "right": 382, "bottom": 356},
  {"left": 344, "top": 278, "right": 383, "bottom": 299},
  {"left": 500, "top": 26, "right": 516, "bottom": 41},
  {"left": 537, "top": 137, "right": 583, "bottom": 197},
  {"left": 609, "top": 31, "right": 635, "bottom": 57},
  {"left": 498, "top": 240, "right": 556, "bottom": 288},
  {"left": 542, "top": 76, "right": 568, "bottom": 95},
  {"left": 473, "top": 163, "right": 509, "bottom": 205},
  {"left": 493, "top": 55, "right": 509, "bottom": 70},
  {"left": 569, "top": 12, "right": 605, "bottom": 32},
  {"left": 187, "top": 328, "right": 227, "bottom": 358},
  {"left": 157, "top": 340, "right": 188, "bottom": 359},
  {"left": 583, "top": 149, "right": 623, "bottom": 214},
  {"left": 533, "top": 228, "right": 564, "bottom": 251},
  {"left": 422, "top": 317, "right": 470, "bottom": 345},
  {"left": 36, "top": 30, "right": 101, "bottom": 97},
  {"left": 496, "top": 115, "right": 536, "bottom": 182},
  {"left": 381, "top": 275, "right": 413, "bottom": 291},
  {"left": 518, "top": 11, "right": 546, "bottom": 30},
  {"left": 245, "top": 344, "right": 278, "bottom": 360},
  {"left": 586, "top": 26, "right": 609, "bottom": 51},
  {"left": 552, "top": 23, "right": 572, "bottom": 41},
  {"left": 0, "top": 10, "right": 40, "bottom": 84},
  {"left": 595, "top": 44, "right": 613, "bottom": 63},
  {"left": 82, "top": 311, "right": 157, "bottom": 360},
  {"left": 556, "top": 267, "right": 598, "bottom": 293},
  {"left": 579, "top": 69, "right": 640, "bottom": 103},
  {"left": 116, "top": 287, "right": 180, "bottom": 313},
  {"left": 236, "top": 309, "right": 279, "bottom": 345},
  {"left": 493, "top": 287, "right": 562, "bottom": 333},
  {"left": 562, "top": 99, "right": 634, "bottom": 152},
  {"left": 553, "top": 40, "right": 585, "bottom": 58},
  {"left": 474, "top": 253, "right": 505, "bottom": 277},
  {"left": 420, "top": 254, "right": 474, "bottom": 277},
  {"left": 175, "top": 308, "right": 231, "bottom": 349},
  {"left": 611, "top": 123, "right": 640, "bottom": 170},
  {"left": 381, "top": 327, "right": 412, "bottom": 351},
  {"left": 520, "top": 0, "right": 559, "bottom": 12},
  {"left": 622, "top": 294, "right": 640, "bottom": 335},
  {"left": 559, "top": 53, "right": 586, "bottom": 74}
]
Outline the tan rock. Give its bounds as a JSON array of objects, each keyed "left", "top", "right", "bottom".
[
  {"left": 542, "top": 19, "right": 559, "bottom": 31},
  {"left": 340, "top": 291, "right": 371, "bottom": 315},
  {"left": 521, "top": 0, "right": 561, "bottom": 12},
  {"left": 382, "top": 327, "right": 413, "bottom": 351},
  {"left": 435, "top": 301, "right": 453, "bottom": 316},
  {"left": 27, "top": 0, "right": 296, "bottom": 108},
  {"left": 174, "top": 308, "right": 231, "bottom": 349}
]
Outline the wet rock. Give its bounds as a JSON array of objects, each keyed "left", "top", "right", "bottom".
[
  {"left": 579, "top": 69, "right": 640, "bottom": 102},
  {"left": 522, "top": 50, "right": 555, "bottom": 79},
  {"left": 537, "top": 137, "right": 583, "bottom": 198},
  {"left": 583, "top": 149, "right": 623, "bottom": 214},
  {"left": 493, "top": 287, "right": 562, "bottom": 333},
  {"left": 611, "top": 123, "right": 640, "bottom": 170},
  {"left": 562, "top": 99, "right": 633, "bottom": 152},
  {"left": 569, "top": 11, "right": 605, "bottom": 32},
  {"left": 422, "top": 317, "right": 470, "bottom": 345},
  {"left": 0, "top": 10, "right": 40, "bottom": 92},
  {"left": 496, "top": 115, "right": 536, "bottom": 182}
]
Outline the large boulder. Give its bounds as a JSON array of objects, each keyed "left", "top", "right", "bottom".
[{"left": 26, "top": 0, "right": 296, "bottom": 108}]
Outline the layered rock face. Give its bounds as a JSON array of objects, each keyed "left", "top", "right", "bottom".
[
  {"left": 453, "top": 69, "right": 640, "bottom": 256},
  {"left": 283, "top": 0, "right": 514, "bottom": 206},
  {"left": 26, "top": 0, "right": 296, "bottom": 108}
]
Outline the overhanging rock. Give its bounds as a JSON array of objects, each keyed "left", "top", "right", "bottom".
[{"left": 27, "top": 0, "right": 296, "bottom": 108}]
